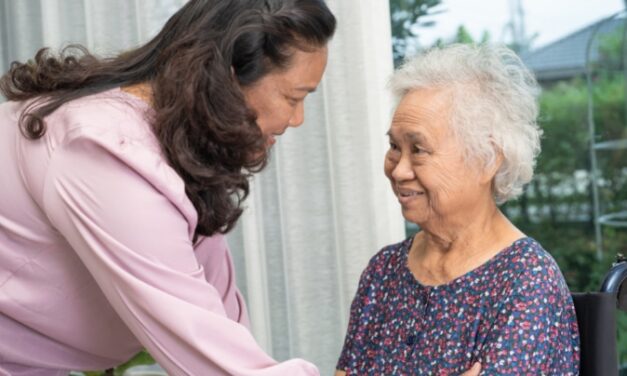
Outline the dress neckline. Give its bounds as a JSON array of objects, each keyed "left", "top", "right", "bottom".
[{"left": 400, "top": 235, "right": 532, "bottom": 290}]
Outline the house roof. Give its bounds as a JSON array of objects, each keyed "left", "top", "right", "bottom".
[{"left": 521, "top": 14, "right": 625, "bottom": 81}]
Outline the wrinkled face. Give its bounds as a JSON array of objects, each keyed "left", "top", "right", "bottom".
[
  {"left": 384, "top": 88, "right": 492, "bottom": 226},
  {"left": 243, "top": 46, "right": 329, "bottom": 147}
]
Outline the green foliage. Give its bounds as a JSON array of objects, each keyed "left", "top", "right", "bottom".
[
  {"left": 389, "top": 0, "right": 442, "bottom": 65},
  {"left": 537, "top": 78, "right": 588, "bottom": 173},
  {"left": 78, "top": 351, "right": 155, "bottom": 376},
  {"left": 597, "top": 23, "right": 626, "bottom": 72},
  {"left": 114, "top": 351, "right": 156, "bottom": 375},
  {"left": 432, "top": 25, "right": 491, "bottom": 47},
  {"left": 453, "top": 25, "right": 475, "bottom": 44}
]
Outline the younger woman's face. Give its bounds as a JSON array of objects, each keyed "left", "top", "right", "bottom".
[{"left": 242, "top": 46, "right": 329, "bottom": 147}]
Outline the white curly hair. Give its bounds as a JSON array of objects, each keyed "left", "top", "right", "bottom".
[{"left": 389, "top": 43, "right": 542, "bottom": 204}]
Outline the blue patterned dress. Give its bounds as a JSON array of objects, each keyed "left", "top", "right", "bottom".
[{"left": 337, "top": 237, "right": 580, "bottom": 375}]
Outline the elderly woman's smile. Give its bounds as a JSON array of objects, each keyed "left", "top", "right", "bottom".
[{"left": 396, "top": 186, "right": 424, "bottom": 203}]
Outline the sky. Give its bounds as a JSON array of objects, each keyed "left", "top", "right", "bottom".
[{"left": 415, "top": 0, "right": 625, "bottom": 50}]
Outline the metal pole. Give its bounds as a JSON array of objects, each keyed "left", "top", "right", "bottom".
[{"left": 585, "top": 14, "right": 616, "bottom": 259}]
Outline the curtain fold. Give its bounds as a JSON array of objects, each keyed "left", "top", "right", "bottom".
[{"left": 0, "top": 1, "right": 405, "bottom": 374}]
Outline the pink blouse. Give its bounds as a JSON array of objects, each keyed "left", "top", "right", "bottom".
[{"left": 0, "top": 89, "right": 318, "bottom": 375}]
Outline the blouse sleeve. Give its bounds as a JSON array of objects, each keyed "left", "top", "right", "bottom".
[
  {"left": 42, "top": 134, "right": 318, "bottom": 376},
  {"left": 476, "top": 261, "right": 580, "bottom": 375},
  {"left": 194, "top": 234, "right": 251, "bottom": 328}
]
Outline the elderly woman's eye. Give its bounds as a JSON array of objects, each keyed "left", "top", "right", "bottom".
[
  {"left": 412, "top": 145, "right": 424, "bottom": 154},
  {"left": 389, "top": 142, "right": 399, "bottom": 150}
]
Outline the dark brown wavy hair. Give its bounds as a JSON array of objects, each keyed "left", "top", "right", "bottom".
[{"left": 0, "top": 0, "right": 336, "bottom": 238}]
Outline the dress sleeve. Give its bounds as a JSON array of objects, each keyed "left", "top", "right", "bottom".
[
  {"left": 476, "top": 262, "right": 580, "bottom": 375},
  {"left": 42, "top": 135, "right": 318, "bottom": 376},
  {"left": 336, "top": 262, "right": 376, "bottom": 372}
]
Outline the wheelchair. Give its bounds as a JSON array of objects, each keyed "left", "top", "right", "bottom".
[{"left": 573, "top": 254, "right": 627, "bottom": 376}]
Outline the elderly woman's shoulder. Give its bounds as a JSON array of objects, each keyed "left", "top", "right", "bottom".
[
  {"left": 509, "top": 237, "right": 560, "bottom": 270},
  {"left": 506, "top": 237, "right": 571, "bottom": 296}
]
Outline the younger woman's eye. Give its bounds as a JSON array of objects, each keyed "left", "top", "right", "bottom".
[{"left": 287, "top": 96, "right": 301, "bottom": 106}]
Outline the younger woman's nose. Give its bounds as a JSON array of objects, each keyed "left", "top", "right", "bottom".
[{"left": 288, "top": 102, "right": 305, "bottom": 128}]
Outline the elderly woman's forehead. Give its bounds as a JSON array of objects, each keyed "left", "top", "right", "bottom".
[
  {"left": 391, "top": 95, "right": 451, "bottom": 129},
  {"left": 386, "top": 124, "right": 433, "bottom": 142},
  {"left": 400, "top": 87, "right": 452, "bottom": 103},
  {"left": 394, "top": 89, "right": 452, "bottom": 117}
]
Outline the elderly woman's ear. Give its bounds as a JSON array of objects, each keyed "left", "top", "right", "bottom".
[{"left": 478, "top": 143, "right": 504, "bottom": 184}]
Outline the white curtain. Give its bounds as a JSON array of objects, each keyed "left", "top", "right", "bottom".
[
  {"left": 0, "top": 0, "right": 187, "bottom": 74},
  {"left": 0, "top": 1, "right": 405, "bottom": 374}
]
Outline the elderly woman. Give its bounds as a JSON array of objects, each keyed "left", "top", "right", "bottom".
[{"left": 336, "top": 44, "right": 579, "bottom": 375}]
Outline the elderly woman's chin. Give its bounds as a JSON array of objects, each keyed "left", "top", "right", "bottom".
[{"left": 399, "top": 201, "right": 428, "bottom": 226}]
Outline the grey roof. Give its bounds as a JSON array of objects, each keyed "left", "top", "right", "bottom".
[{"left": 521, "top": 14, "right": 625, "bottom": 81}]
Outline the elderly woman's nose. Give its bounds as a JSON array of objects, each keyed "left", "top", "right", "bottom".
[{"left": 391, "top": 155, "right": 415, "bottom": 181}]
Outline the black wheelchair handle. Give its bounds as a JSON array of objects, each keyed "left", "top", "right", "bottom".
[{"left": 601, "top": 261, "right": 627, "bottom": 293}]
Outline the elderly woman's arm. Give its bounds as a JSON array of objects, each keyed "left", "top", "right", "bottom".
[
  {"left": 476, "top": 256, "right": 579, "bottom": 375},
  {"left": 335, "top": 363, "right": 481, "bottom": 376}
]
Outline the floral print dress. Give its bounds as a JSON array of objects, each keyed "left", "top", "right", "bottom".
[{"left": 337, "top": 237, "right": 580, "bottom": 375}]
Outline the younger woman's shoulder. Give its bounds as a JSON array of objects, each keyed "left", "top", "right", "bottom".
[{"left": 36, "top": 88, "right": 154, "bottom": 151}]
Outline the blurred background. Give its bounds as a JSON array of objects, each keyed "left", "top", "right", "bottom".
[{"left": 1, "top": 0, "right": 626, "bottom": 374}]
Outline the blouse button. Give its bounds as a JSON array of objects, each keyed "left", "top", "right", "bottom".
[{"left": 405, "top": 334, "right": 417, "bottom": 346}]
